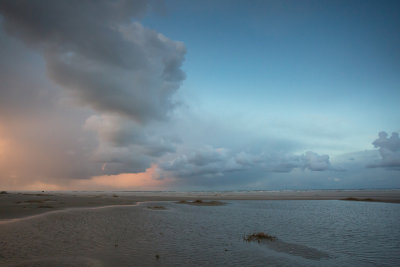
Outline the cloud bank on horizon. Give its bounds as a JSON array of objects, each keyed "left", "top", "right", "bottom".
[{"left": 0, "top": 0, "right": 399, "bottom": 190}]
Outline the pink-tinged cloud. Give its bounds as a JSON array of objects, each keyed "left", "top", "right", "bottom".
[{"left": 71, "top": 165, "right": 173, "bottom": 191}]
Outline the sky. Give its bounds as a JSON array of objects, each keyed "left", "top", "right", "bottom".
[{"left": 0, "top": 0, "right": 399, "bottom": 191}]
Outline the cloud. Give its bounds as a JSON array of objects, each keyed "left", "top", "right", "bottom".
[
  {"left": 84, "top": 115, "right": 178, "bottom": 175},
  {"left": 71, "top": 165, "right": 173, "bottom": 191},
  {"left": 4, "top": 1, "right": 389, "bottom": 191},
  {"left": 84, "top": 115, "right": 177, "bottom": 154},
  {"left": 159, "top": 146, "right": 331, "bottom": 180},
  {"left": 0, "top": 0, "right": 186, "bottom": 189},
  {"left": 0, "top": 0, "right": 186, "bottom": 123},
  {"left": 0, "top": 24, "right": 102, "bottom": 187},
  {"left": 160, "top": 146, "right": 242, "bottom": 178},
  {"left": 301, "top": 151, "right": 330, "bottom": 171},
  {"left": 261, "top": 151, "right": 331, "bottom": 172},
  {"left": 368, "top": 131, "right": 400, "bottom": 169},
  {"left": 0, "top": 23, "right": 59, "bottom": 117}
]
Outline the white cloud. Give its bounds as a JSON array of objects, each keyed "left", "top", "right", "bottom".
[{"left": 368, "top": 131, "right": 400, "bottom": 169}]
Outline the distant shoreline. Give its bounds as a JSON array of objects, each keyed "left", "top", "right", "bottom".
[{"left": 1, "top": 189, "right": 399, "bottom": 220}]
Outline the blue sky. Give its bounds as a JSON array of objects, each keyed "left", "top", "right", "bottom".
[
  {"left": 144, "top": 0, "right": 400, "bottom": 153},
  {"left": 0, "top": 0, "right": 399, "bottom": 190}
]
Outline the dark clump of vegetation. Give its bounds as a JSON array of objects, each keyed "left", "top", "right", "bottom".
[
  {"left": 342, "top": 197, "right": 400, "bottom": 204},
  {"left": 342, "top": 197, "right": 379, "bottom": 202},
  {"left": 25, "top": 199, "right": 45, "bottom": 203},
  {"left": 244, "top": 232, "right": 277, "bottom": 243},
  {"left": 147, "top": 206, "right": 167, "bottom": 210},
  {"left": 22, "top": 193, "right": 53, "bottom": 196},
  {"left": 38, "top": 205, "right": 54, "bottom": 208},
  {"left": 155, "top": 254, "right": 160, "bottom": 260},
  {"left": 176, "top": 199, "right": 226, "bottom": 206},
  {"left": 0, "top": 191, "right": 7, "bottom": 194}
]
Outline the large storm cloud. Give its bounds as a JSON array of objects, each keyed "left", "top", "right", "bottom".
[
  {"left": 0, "top": 0, "right": 186, "bottom": 123},
  {"left": 2, "top": 1, "right": 394, "bottom": 190},
  {"left": 0, "top": 0, "right": 186, "bottom": 187}
]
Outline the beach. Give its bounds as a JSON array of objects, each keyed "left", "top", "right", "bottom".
[
  {"left": 1, "top": 189, "right": 400, "bottom": 220},
  {"left": 1, "top": 190, "right": 400, "bottom": 266}
]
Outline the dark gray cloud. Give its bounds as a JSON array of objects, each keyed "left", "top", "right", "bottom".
[
  {"left": 368, "top": 131, "right": 400, "bottom": 169},
  {"left": 0, "top": 24, "right": 102, "bottom": 187},
  {"left": 84, "top": 115, "right": 179, "bottom": 154},
  {"left": 301, "top": 151, "right": 331, "bottom": 171},
  {"left": 0, "top": 0, "right": 186, "bottom": 123},
  {"left": 263, "top": 151, "right": 331, "bottom": 172},
  {"left": 84, "top": 115, "right": 178, "bottom": 175},
  {"left": 0, "top": 0, "right": 148, "bottom": 65},
  {"left": 0, "top": 0, "right": 186, "bottom": 187},
  {"left": 0, "top": 25, "right": 57, "bottom": 116},
  {"left": 160, "top": 147, "right": 331, "bottom": 180},
  {"left": 160, "top": 147, "right": 242, "bottom": 178}
]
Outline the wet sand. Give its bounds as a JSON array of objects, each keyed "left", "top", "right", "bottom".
[
  {"left": 0, "top": 202, "right": 332, "bottom": 266},
  {"left": 1, "top": 197, "right": 399, "bottom": 266},
  {"left": 1, "top": 189, "right": 399, "bottom": 220}
]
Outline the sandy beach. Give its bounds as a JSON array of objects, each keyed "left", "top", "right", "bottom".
[{"left": 1, "top": 189, "right": 399, "bottom": 220}]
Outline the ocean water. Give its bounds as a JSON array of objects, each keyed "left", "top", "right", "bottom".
[{"left": 0, "top": 200, "right": 399, "bottom": 266}]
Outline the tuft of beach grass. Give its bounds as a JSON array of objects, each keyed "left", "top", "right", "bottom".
[
  {"left": 342, "top": 197, "right": 378, "bottom": 202},
  {"left": 147, "top": 206, "right": 167, "bottom": 210},
  {"left": 244, "top": 232, "right": 277, "bottom": 243},
  {"left": 176, "top": 200, "right": 225, "bottom": 206}
]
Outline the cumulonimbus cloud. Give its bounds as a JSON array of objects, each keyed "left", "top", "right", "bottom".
[
  {"left": 0, "top": 0, "right": 186, "bottom": 123},
  {"left": 0, "top": 0, "right": 187, "bottom": 182},
  {"left": 0, "top": 1, "right": 337, "bottom": 189}
]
